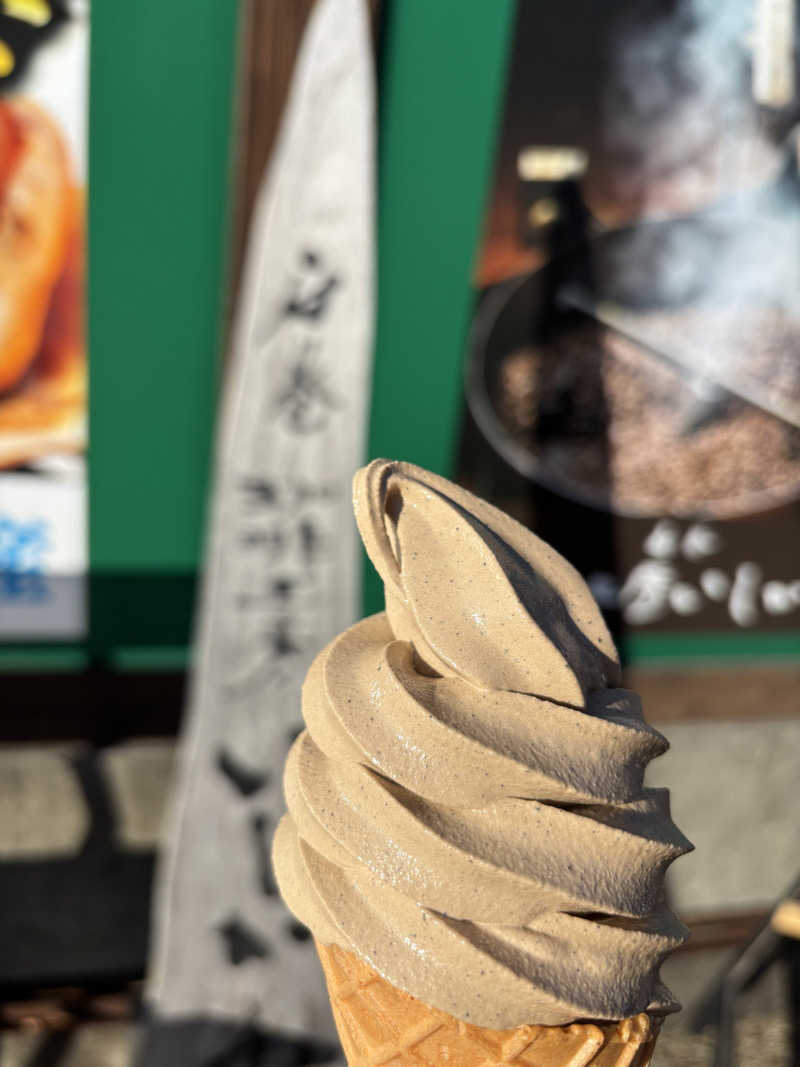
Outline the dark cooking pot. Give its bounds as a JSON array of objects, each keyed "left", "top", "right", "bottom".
[
  {"left": 466, "top": 258, "right": 619, "bottom": 514},
  {"left": 465, "top": 232, "right": 800, "bottom": 520}
]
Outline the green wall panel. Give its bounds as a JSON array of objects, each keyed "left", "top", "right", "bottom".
[
  {"left": 88, "top": 0, "right": 240, "bottom": 649},
  {"left": 365, "top": 0, "right": 516, "bottom": 616}
]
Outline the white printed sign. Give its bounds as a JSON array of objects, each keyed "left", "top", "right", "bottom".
[
  {"left": 590, "top": 518, "right": 800, "bottom": 629},
  {"left": 0, "top": 0, "right": 88, "bottom": 638},
  {"left": 0, "top": 465, "right": 86, "bottom": 637}
]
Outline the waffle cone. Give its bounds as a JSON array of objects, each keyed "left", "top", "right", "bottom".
[{"left": 316, "top": 941, "right": 662, "bottom": 1067}]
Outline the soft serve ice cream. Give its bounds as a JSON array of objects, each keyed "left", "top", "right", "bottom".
[{"left": 273, "top": 459, "right": 692, "bottom": 1029}]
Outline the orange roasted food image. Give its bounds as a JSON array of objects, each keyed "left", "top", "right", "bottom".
[{"left": 0, "top": 95, "right": 85, "bottom": 467}]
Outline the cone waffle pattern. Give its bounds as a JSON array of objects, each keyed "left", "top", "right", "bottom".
[{"left": 317, "top": 942, "right": 661, "bottom": 1067}]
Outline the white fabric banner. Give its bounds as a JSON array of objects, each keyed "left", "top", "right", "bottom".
[{"left": 147, "top": 0, "right": 374, "bottom": 1040}]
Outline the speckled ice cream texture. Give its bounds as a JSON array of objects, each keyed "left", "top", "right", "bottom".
[{"left": 274, "top": 459, "right": 693, "bottom": 1028}]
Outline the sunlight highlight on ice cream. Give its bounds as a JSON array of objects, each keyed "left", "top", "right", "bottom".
[{"left": 274, "top": 459, "right": 692, "bottom": 1028}]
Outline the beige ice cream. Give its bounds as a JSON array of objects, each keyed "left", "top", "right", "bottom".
[{"left": 273, "top": 459, "right": 692, "bottom": 1030}]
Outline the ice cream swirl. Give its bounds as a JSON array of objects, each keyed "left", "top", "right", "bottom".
[{"left": 274, "top": 460, "right": 692, "bottom": 1028}]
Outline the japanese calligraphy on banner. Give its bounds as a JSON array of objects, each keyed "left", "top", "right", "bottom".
[
  {"left": 0, "top": 0, "right": 87, "bottom": 638},
  {"left": 147, "top": 0, "right": 373, "bottom": 1042}
]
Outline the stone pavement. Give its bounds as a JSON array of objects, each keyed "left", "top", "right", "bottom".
[
  {"left": 0, "top": 1024, "right": 133, "bottom": 1067},
  {"left": 0, "top": 946, "right": 792, "bottom": 1066},
  {"left": 1, "top": 712, "right": 797, "bottom": 1066},
  {"left": 652, "top": 947, "right": 791, "bottom": 1065}
]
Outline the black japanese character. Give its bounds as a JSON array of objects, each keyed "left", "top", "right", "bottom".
[
  {"left": 283, "top": 249, "right": 341, "bottom": 321},
  {"left": 222, "top": 619, "right": 309, "bottom": 698},
  {"left": 239, "top": 527, "right": 285, "bottom": 557},
  {"left": 290, "top": 480, "right": 338, "bottom": 505},
  {"left": 250, "top": 812, "right": 278, "bottom": 897},
  {"left": 217, "top": 914, "right": 271, "bottom": 965},
  {"left": 267, "top": 617, "right": 303, "bottom": 659},
  {"left": 239, "top": 478, "right": 277, "bottom": 508},
  {"left": 287, "top": 920, "right": 312, "bottom": 943},
  {"left": 287, "top": 723, "right": 304, "bottom": 746},
  {"left": 272, "top": 576, "right": 295, "bottom": 600},
  {"left": 275, "top": 348, "right": 340, "bottom": 434},
  {"left": 215, "top": 746, "right": 270, "bottom": 797},
  {"left": 299, "top": 519, "right": 323, "bottom": 566}
]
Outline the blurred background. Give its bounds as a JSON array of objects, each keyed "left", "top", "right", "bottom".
[{"left": 0, "top": 1, "right": 798, "bottom": 1065}]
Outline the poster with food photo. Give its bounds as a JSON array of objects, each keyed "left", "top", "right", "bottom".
[
  {"left": 460, "top": 0, "right": 800, "bottom": 646},
  {"left": 0, "top": 0, "right": 87, "bottom": 638}
]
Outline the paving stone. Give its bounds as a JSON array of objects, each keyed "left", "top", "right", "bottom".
[
  {"left": 0, "top": 746, "right": 88, "bottom": 858},
  {"left": 101, "top": 740, "right": 175, "bottom": 850},
  {"left": 0, "top": 1024, "right": 135, "bottom": 1067},
  {"left": 653, "top": 1014, "right": 790, "bottom": 1066},
  {"left": 0, "top": 740, "right": 176, "bottom": 864},
  {"left": 647, "top": 717, "right": 800, "bottom": 914},
  {"left": 60, "top": 1023, "right": 134, "bottom": 1067},
  {"left": 0, "top": 951, "right": 789, "bottom": 1067},
  {"left": 662, "top": 944, "right": 787, "bottom": 1028},
  {"left": 0, "top": 1031, "right": 39, "bottom": 1067}
]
